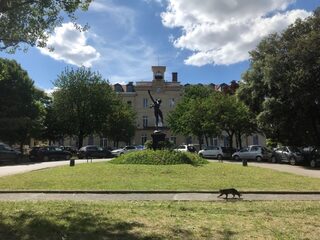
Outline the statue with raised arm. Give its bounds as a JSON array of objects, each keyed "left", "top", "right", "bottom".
[{"left": 148, "top": 90, "right": 163, "bottom": 129}]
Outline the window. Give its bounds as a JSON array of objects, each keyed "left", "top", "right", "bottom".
[
  {"left": 88, "top": 135, "right": 94, "bottom": 145},
  {"left": 210, "top": 137, "right": 218, "bottom": 146},
  {"left": 223, "top": 136, "right": 229, "bottom": 147},
  {"left": 143, "top": 116, "right": 148, "bottom": 128},
  {"left": 126, "top": 82, "right": 134, "bottom": 92},
  {"left": 143, "top": 98, "right": 148, "bottom": 108},
  {"left": 253, "top": 135, "right": 259, "bottom": 145},
  {"left": 141, "top": 134, "right": 147, "bottom": 145},
  {"left": 114, "top": 84, "right": 124, "bottom": 92},
  {"left": 100, "top": 137, "right": 108, "bottom": 147},
  {"left": 170, "top": 136, "right": 176, "bottom": 145},
  {"left": 251, "top": 146, "right": 260, "bottom": 152},
  {"left": 169, "top": 98, "right": 175, "bottom": 107},
  {"left": 127, "top": 101, "right": 132, "bottom": 105}
]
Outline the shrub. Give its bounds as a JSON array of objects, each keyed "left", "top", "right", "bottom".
[
  {"left": 144, "top": 140, "right": 153, "bottom": 149},
  {"left": 109, "top": 150, "right": 208, "bottom": 166}
]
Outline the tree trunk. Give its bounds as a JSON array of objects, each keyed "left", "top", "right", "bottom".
[
  {"left": 227, "top": 131, "right": 234, "bottom": 148},
  {"left": 78, "top": 131, "right": 84, "bottom": 149},
  {"left": 19, "top": 142, "right": 24, "bottom": 156},
  {"left": 311, "top": 116, "right": 320, "bottom": 145},
  {"left": 237, "top": 132, "right": 242, "bottom": 149},
  {"left": 198, "top": 136, "right": 203, "bottom": 150},
  {"left": 205, "top": 136, "right": 209, "bottom": 146}
]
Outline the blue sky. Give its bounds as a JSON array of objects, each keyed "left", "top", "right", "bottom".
[{"left": 1, "top": 0, "right": 320, "bottom": 92}]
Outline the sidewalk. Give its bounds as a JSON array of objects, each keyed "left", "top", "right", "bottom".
[{"left": 0, "top": 192, "right": 319, "bottom": 201}]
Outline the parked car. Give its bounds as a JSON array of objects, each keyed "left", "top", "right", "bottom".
[
  {"left": 29, "top": 146, "right": 41, "bottom": 161},
  {"left": 0, "top": 143, "right": 21, "bottom": 163},
  {"left": 232, "top": 145, "right": 272, "bottom": 162},
  {"left": 78, "top": 145, "right": 113, "bottom": 159},
  {"left": 173, "top": 144, "right": 197, "bottom": 153},
  {"left": 270, "top": 146, "right": 303, "bottom": 165},
  {"left": 300, "top": 146, "right": 320, "bottom": 168},
  {"left": 111, "top": 146, "right": 139, "bottom": 157},
  {"left": 60, "top": 146, "right": 78, "bottom": 155},
  {"left": 30, "top": 146, "right": 72, "bottom": 161},
  {"left": 134, "top": 145, "right": 146, "bottom": 151},
  {"left": 198, "top": 146, "right": 235, "bottom": 160}
]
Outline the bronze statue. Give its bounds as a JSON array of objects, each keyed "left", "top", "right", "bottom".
[{"left": 148, "top": 90, "right": 163, "bottom": 128}]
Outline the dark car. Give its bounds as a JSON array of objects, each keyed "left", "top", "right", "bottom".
[
  {"left": 271, "top": 146, "right": 303, "bottom": 165},
  {"left": 60, "top": 146, "right": 78, "bottom": 155},
  {"left": 77, "top": 145, "right": 113, "bottom": 159},
  {"left": 30, "top": 146, "right": 72, "bottom": 161},
  {"left": 302, "top": 147, "right": 320, "bottom": 168},
  {"left": 29, "top": 146, "right": 41, "bottom": 161},
  {"left": 0, "top": 143, "right": 21, "bottom": 163}
]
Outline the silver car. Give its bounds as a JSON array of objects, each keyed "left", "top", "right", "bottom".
[
  {"left": 111, "top": 146, "right": 138, "bottom": 157},
  {"left": 271, "top": 146, "right": 303, "bottom": 165},
  {"left": 232, "top": 145, "right": 272, "bottom": 162},
  {"left": 198, "top": 146, "right": 234, "bottom": 160}
]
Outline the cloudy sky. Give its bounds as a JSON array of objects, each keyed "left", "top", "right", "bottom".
[{"left": 0, "top": 0, "right": 319, "bottom": 91}]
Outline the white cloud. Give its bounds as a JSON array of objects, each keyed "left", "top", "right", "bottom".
[
  {"left": 89, "top": 0, "right": 136, "bottom": 35},
  {"left": 143, "top": 0, "right": 165, "bottom": 6},
  {"left": 94, "top": 38, "right": 160, "bottom": 84},
  {"left": 38, "top": 22, "right": 100, "bottom": 67},
  {"left": 161, "top": 0, "right": 311, "bottom": 66},
  {"left": 43, "top": 87, "right": 59, "bottom": 96}
]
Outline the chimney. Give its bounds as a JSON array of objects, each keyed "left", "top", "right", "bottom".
[{"left": 172, "top": 72, "right": 178, "bottom": 82}]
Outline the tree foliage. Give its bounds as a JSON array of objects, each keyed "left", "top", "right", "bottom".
[
  {"left": 167, "top": 85, "right": 256, "bottom": 148},
  {"left": 0, "top": 58, "right": 46, "bottom": 151},
  {"left": 167, "top": 86, "right": 219, "bottom": 149},
  {"left": 0, "top": 0, "right": 92, "bottom": 52},
  {"left": 102, "top": 99, "right": 136, "bottom": 148},
  {"left": 52, "top": 67, "right": 115, "bottom": 148},
  {"left": 237, "top": 8, "right": 320, "bottom": 146}
]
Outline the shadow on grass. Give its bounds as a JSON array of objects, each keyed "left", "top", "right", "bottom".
[
  {"left": 217, "top": 228, "right": 237, "bottom": 240},
  {"left": 0, "top": 210, "right": 163, "bottom": 240}
]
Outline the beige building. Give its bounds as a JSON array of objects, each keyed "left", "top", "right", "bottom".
[
  {"left": 114, "top": 66, "right": 184, "bottom": 146},
  {"left": 54, "top": 66, "right": 265, "bottom": 148},
  {"left": 113, "top": 66, "right": 266, "bottom": 148}
]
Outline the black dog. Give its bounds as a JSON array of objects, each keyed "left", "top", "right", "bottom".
[{"left": 218, "top": 188, "right": 241, "bottom": 199}]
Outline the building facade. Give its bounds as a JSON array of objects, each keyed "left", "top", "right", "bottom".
[
  {"left": 113, "top": 66, "right": 266, "bottom": 148},
  {"left": 114, "top": 66, "right": 184, "bottom": 146},
  {"left": 49, "top": 66, "right": 265, "bottom": 149}
]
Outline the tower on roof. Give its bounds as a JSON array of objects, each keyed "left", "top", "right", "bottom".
[{"left": 152, "top": 66, "right": 166, "bottom": 81}]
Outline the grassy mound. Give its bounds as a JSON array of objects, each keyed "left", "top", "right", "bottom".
[{"left": 109, "top": 150, "right": 208, "bottom": 166}]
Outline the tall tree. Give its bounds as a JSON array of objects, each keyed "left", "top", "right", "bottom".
[
  {"left": 0, "top": 58, "right": 46, "bottom": 152},
  {"left": 103, "top": 100, "right": 136, "bottom": 148},
  {"left": 167, "top": 86, "right": 220, "bottom": 149},
  {"left": 52, "top": 67, "right": 114, "bottom": 148},
  {"left": 238, "top": 8, "right": 320, "bottom": 146},
  {"left": 0, "top": 0, "right": 92, "bottom": 52}
]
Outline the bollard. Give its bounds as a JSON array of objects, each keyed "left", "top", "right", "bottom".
[
  {"left": 242, "top": 159, "right": 248, "bottom": 167},
  {"left": 70, "top": 159, "right": 75, "bottom": 167}
]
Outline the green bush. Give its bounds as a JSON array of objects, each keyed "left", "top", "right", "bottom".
[
  {"left": 144, "top": 140, "right": 153, "bottom": 149},
  {"left": 109, "top": 150, "right": 208, "bottom": 166}
]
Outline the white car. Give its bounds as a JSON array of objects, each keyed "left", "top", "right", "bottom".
[
  {"left": 198, "top": 146, "right": 234, "bottom": 160},
  {"left": 174, "top": 145, "right": 197, "bottom": 153},
  {"left": 111, "top": 146, "right": 138, "bottom": 156}
]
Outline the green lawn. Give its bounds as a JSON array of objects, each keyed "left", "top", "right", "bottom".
[
  {"left": 0, "top": 162, "right": 319, "bottom": 191},
  {"left": 0, "top": 201, "right": 319, "bottom": 239}
]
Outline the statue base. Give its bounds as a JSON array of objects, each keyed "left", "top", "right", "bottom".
[{"left": 151, "top": 130, "right": 166, "bottom": 150}]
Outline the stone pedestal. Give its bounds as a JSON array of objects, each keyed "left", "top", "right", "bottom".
[{"left": 151, "top": 130, "right": 166, "bottom": 150}]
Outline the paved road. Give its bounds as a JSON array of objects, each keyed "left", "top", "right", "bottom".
[
  {"left": 0, "top": 158, "right": 112, "bottom": 178},
  {"left": 0, "top": 192, "right": 319, "bottom": 201},
  {"left": 0, "top": 158, "right": 319, "bottom": 178},
  {"left": 215, "top": 160, "right": 320, "bottom": 178}
]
